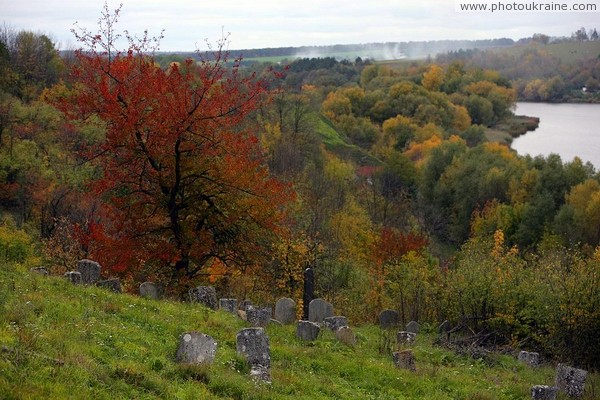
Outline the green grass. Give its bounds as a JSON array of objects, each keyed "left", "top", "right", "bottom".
[
  {"left": 315, "top": 116, "right": 381, "bottom": 166},
  {"left": 1, "top": 261, "right": 598, "bottom": 399}
]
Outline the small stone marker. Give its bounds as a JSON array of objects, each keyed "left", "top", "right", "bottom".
[
  {"left": 239, "top": 299, "right": 253, "bottom": 311},
  {"left": 274, "top": 297, "right": 296, "bottom": 324},
  {"left": 555, "top": 363, "right": 588, "bottom": 398},
  {"left": 236, "top": 328, "right": 270, "bottom": 382},
  {"left": 396, "top": 331, "right": 416, "bottom": 346},
  {"left": 335, "top": 326, "right": 356, "bottom": 346},
  {"left": 175, "top": 332, "right": 217, "bottom": 365},
  {"left": 188, "top": 286, "right": 218, "bottom": 310},
  {"left": 519, "top": 351, "right": 540, "bottom": 367},
  {"left": 406, "top": 320, "right": 420, "bottom": 334},
  {"left": 139, "top": 282, "right": 159, "bottom": 299},
  {"left": 219, "top": 298, "right": 237, "bottom": 313},
  {"left": 323, "top": 316, "right": 348, "bottom": 331},
  {"left": 308, "top": 298, "right": 334, "bottom": 324},
  {"left": 77, "top": 259, "right": 101, "bottom": 284},
  {"left": 531, "top": 385, "right": 558, "bottom": 400},
  {"left": 379, "top": 309, "right": 399, "bottom": 329},
  {"left": 296, "top": 320, "right": 320, "bottom": 341},
  {"left": 393, "top": 350, "right": 416, "bottom": 372},
  {"left": 30, "top": 267, "right": 49, "bottom": 276},
  {"left": 97, "top": 278, "right": 121, "bottom": 293},
  {"left": 64, "top": 271, "right": 82, "bottom": 284},
  {"left": 246, "top": 307, "right": 272, "bottom": 327}
]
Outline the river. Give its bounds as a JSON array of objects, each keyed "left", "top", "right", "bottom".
[{"left": 511, "top": 102, "right": 600, "bottom": 170}]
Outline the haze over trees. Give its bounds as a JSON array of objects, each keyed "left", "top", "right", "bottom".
[{"left": 1, "top": 6, "right": 600, "bottom": 370}]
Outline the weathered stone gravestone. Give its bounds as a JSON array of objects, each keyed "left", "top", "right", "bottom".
[
  {"left": 531, "top": 385, "right": 558, "bottom": 400},
  {"left": 406, "top": 320, "right": 420, "bottom": 334},
  {"left": 335, "top": 326, "right": 356, "bottom": 347},
  {"left": 30, "top": 267, "right": 49, "bottom": 276},
  {"left": 324, "top": 316, "right": 348, "bottom": 332},
  {"left": 396, "top": 331, "right": 416, "bottom": 346},
  {"left": 77, "top": 259, "right": 101, "bottom": 284},
  {"left": 246, "top": 307, "right": 272, "bottom": 327},
  {"left": 379, "top": 309, "right": 399, "bottom": 330},
  {"left": 303, "top": 267, "right": 314, "bottom": 319},
  {"left": 239, "top": 299, "right": 253, "bottom": 311},
  {"left": 188, "top": 286, "right": 218, "bottom": 310},
  {"left": 236, "top": 328, "right": 270, "bottom": 382},
  {"left": 296, "top": 320, "right": 320, "bottom": 341},
  {"left": 308, "top": 298, "right": 334, "bottom": 324},
  {"left": 139, "top": 282, "right": 159, "bottom": 299},
  {"left": 555, "top": 363, "right": 588, "bottom": 398},
  {"left": 219, "top": 298, "right": 237, "bottom": 313},
  {"left": 393, "top": 350, "right": 416, "bottom": 372},
  {"left": 519, "top": 351, "right": 540, "bottom": 367},
  {"left": 175, "top": 332, "right": 217, "bottom": 365},
  {"left": 274, "top": 297, "right": 296, "bottom": 324},
  {"left": 97, "top": 278, "right": 121, "bottom": 293},
  {"left": 64, "top": 271, "right": 82, "bottom": 284}
]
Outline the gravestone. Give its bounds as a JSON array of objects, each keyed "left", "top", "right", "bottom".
[
  {"left": 555, "top": 363, "right": 588, "bottom": 398},
  {"left": 406, "top": 320, "right": 420, "bottom": 334},
  {"left": 246, "top": 307, "right": 272, "bottom": 327},
  {"left": 274, "top": 297, "right": 296, "bottom": 324},
  {"left": 139, "top": 282, "right": 159, "bottom": 299},
  {"left": 64, "top": 271, "right": 82, "bottom": 284},
  {"left": 396, "top": 331, "right": 416, "bottom": 346},
  {"left": 323, "top": 316, "right": 348, "bottom": 331},
  {"left": 302, "top": 268, "right": 314, "bottom": 319},
  {"left": 77, "top": 259, "right": 101, "bottom": 284},
  {"left": 296, "top": 320, "right": 320, "bottom": 341},
  {"left": 379, "top": 309, "right": 399, "bottom": 329},
  {"left": 97, "top": 278, "right": 121, "bottom": 293},
  {"left": 531, "top": 385, "right": 558, "bottom": 400},
  {"left": 335, "top": 326, "right": 356, "bottom": 347},
  {"left": 438, "top": 320, "right": 451, "bottom": 334},
  {"left": 175, "top": 332, "right": 217, "bottom": 365},
  {"left": 188, "top": 286, "right": 218, "bottom": 310},
  {"left": 30, "top": 267, "right": 49, "bottom": 276},
  {"left": 239, "top": 299, "right": 253, "bottom": 311},
  {"left": 308, "top": 298, "right": 334, "bottom": 324},
  {"left": 519, "top": 351, "right": 540, "bottom": 367},
  {"left": 236, "top": 328, "right": 270, "bottom": 382},
  {"left": 219, "top": 298, "right": 238, "bottom": 313},
  {"left": 393, "top": 350, "right": 416, "bottom": 372}
]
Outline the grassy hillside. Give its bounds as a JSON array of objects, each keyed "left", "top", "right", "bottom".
[
  {"left": 2, "top": 262, "right": 598, "bottom": 399},
  {"left": 489, "top": 41, "right": 600, "bottom": 64}
]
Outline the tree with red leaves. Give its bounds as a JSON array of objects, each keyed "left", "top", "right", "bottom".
[{"left": 53, "top": 4, "right": 293, "bottom": 286}]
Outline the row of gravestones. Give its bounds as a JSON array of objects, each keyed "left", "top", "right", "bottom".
[
  {"left": 517, "top": 351, "right": 589, "bottom": 399},
  {"left": 48, "top": 263, "right": 591, "bottom": 391},
  {"left": 186, "top": 287, "right": 358, "bottom": 347},
  {"left": 56, "top": 259, "right": 122, "bottom": 293}
]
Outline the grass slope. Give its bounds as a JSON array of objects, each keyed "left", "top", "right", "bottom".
[
  {"left": 315, "top": 116, "right": 381, "bottom": 166},
  {"left": 1, "top": 262, "right": 597, "bottom": 399}
]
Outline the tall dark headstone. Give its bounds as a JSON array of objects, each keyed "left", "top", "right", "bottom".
[{"left": 302, "top": 267, "right": 315, "bottom": 320}]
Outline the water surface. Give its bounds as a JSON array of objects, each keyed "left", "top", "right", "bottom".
[{"left": 511, "top": 102, "right": 600, "bottom": 170}]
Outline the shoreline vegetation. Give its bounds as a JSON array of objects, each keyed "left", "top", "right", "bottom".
[{"left": 486, "top": 114, "right": 540, "bottom": 144}]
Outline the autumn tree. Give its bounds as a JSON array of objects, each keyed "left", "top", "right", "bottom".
[{"left": 53, "top": 4, "right": 292, "bottom": 286}]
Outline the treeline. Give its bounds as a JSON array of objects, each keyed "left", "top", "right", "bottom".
[
  {"left": 437, "top": 31, "right": 600, "bottom": 102},
  {"left": 1, "top": 20, "right": 600, "bottom": 370}
]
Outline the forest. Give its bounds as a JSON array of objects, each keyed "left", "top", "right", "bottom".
[{"left": 1, "top": 8, "right": 599, "bottom": 372}]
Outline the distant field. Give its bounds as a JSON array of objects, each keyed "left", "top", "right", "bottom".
[{"left": 488, "top": 40, "right": 600, "bottom": 63}]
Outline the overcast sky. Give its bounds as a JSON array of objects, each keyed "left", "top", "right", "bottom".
[{"left": 1, "top": 0, "right": 599, "bottom": 51}]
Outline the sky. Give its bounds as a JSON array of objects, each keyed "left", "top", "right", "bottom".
[{"left": 1, "top": 0, "right": 599, "bottom": 51}]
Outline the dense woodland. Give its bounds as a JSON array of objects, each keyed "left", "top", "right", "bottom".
[{"left": 1, "top": 10, "right": 599, "bottom": 371}]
